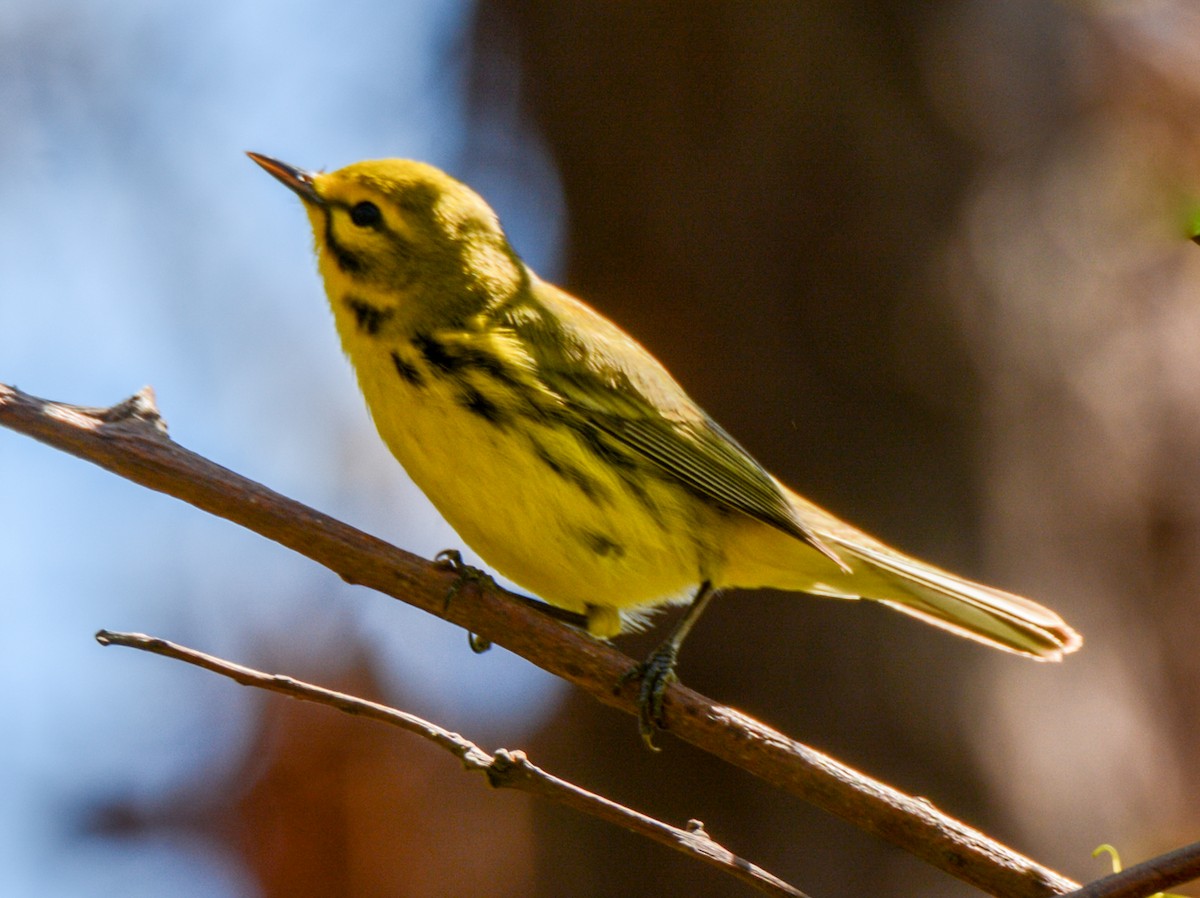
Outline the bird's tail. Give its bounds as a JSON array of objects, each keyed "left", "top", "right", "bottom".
[
  {"left": 769, "top": 488, "right": 1083, "bottom": 660},
  {"left": 819, "top": 535, "right": 1082, "bottom": 660}
]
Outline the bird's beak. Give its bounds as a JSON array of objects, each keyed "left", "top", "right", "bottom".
[{"left": 246, "top": 152, "right": 323, "bottom": 204}]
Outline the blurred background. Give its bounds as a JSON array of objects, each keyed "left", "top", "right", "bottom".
[{"left": 3, "top": 1, "right": 1200, "bottom": 895}]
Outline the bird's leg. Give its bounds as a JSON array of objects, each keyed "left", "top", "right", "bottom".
[{"left": 619, "top": 580, "right": 716, "bottom": 750}]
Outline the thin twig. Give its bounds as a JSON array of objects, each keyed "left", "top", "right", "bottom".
[
  {"left": 95, "top": 629, "right": 810, "bottom": 898},
  {"left": 1063, "top": 841, "right": 1200, "bottom": 898},
  {"left": 0, "top": 384, "right": 1079, "bottom": 897}
]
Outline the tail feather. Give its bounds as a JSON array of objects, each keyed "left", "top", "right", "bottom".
[
  {"left": 829, "top": 538, "right": 1082, "bottom": 660},
  {"left": 760, "top": 485, "right": 1083, "bottom": 659}
]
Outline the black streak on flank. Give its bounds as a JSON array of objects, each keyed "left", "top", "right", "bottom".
[
  {"left": 581, "top": 530, "right": 625, "bottom": 558},
  {"left": 619, "top": 474, "right": 661, "bottom": 522},
  {"left": 529, "top": 438, "right": 605, "bottom": 503},
  {"left": 343, "top": 296, "right": 393, "bottom": 335},
  {"left": 460, "top": 387, "right": 508, "bottom": 426},
  {"left": 572, "top": 421, "right": 662, "bottom": 520},
  {"left": 576, "top": 423, "right": 639, "bottom": 471},
  {"left": 530, "top": 438, "right": 566, "bottom": 476},
  {"left": 411, "top": 332, "right": 515, "bottom": 383},
  {"left": 413, "top": 333, "right": 458, "bottom": 373},
  {"left": 390, "top": 351, "right": 424, "bottom": 387}
]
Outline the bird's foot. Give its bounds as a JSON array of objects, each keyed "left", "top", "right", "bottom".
[
  {"left": 617, "top": 641, "right": 680, "bottom": 751},
  {"left": 434, "top": 549, "right": 497, "bottom": 654}
]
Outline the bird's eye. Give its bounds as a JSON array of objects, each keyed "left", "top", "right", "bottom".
[{"left": 349, "top": 201, "right": 382, "bottom": 228}]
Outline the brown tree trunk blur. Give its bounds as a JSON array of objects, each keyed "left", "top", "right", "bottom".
[{"left": 464, "top": 2, "right": 1200, "bottom": 896}]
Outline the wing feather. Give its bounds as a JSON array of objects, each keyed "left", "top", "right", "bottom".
[{"left": 515, "top": 282, "right": 845, "bottom": 568}]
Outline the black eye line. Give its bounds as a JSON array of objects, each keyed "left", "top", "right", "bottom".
[{"left": 332, "top": 199, "right": 415, "bottom": 270}]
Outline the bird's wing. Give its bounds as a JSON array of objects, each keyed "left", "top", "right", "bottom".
[{"left": 521, "top": 284, "right": 845, "bottom": 568}]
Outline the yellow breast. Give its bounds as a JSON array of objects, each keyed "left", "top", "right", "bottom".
[{"left": 329, "top": 292, "right": 716, "bottom": 628}]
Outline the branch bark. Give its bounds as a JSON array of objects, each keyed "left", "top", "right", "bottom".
[
  {"left": 1, "top": 382, "right": 1079, "bottom": 897},
  {"left": 1063, "top": 841, "right": 1200, "bottom": 898},
  {"left": 95, "top": 629, "right": 810, "bottom": 898}
]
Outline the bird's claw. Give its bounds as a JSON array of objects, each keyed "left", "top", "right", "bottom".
[
  {"left": 468, "top": 632, "right": 492, "bottom": 654},
  {"left": 435, "top": 549, "right": 498, "bottom": 654},
  {"left": 435, "top": 549, "right": 499, "bottom": 606},
  {"left": 617, "top": 642, "right": 680, "bottom": 751}
]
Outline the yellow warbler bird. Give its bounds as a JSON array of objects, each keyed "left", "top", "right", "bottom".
[{"left": 248, "top": 152, "right": 1081, "bottom": 743}]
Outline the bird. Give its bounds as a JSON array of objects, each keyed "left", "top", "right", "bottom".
[{"left": 248, "top": 151, "right": 1081, "bottom": 745}]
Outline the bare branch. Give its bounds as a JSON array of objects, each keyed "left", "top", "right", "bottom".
[
  {"left": 0, "top": 383, "right": 1080, "bottom": 897},
  {"left": 95, "top": 629, "right": 810, "bottom": 898},
  {"left": 1062, "top": 841, "right": 1200, "bottom": 898}
]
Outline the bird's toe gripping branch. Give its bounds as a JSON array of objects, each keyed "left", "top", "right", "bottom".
[
  {"left": 435, "top": 549, "right": 500, "bottom": 653},
  {"left": 618, "top": 642, "right": 681, "bottom": 751}
]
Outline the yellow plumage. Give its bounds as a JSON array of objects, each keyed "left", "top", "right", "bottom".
[{"left": 249, "top": 152, "right": 1080, "bottom": 738}]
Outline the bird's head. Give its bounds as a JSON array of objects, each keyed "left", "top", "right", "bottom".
[{"left": 248, "top": 153, "right": 523, "bottom": 316}]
